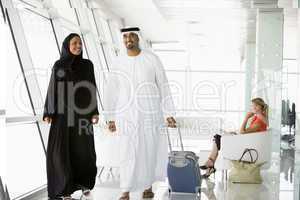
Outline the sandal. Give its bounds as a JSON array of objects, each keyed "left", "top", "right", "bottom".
[
  {"left": 200, "top": 157, "right": 215, "bottom": 170},
  {"left": 200, "top": 157, "right": 216, "bottom": 179},
  {"left": 80, "top": 189, "right": 93, "bottom": 200},
  {"left": 202, "top": 167, "right": 216, "bottom": 179},
  {"left": 143, "top": 189, "right": 154, "bottom": 198},
  {"left": 62, "top": 197, "right": 72, "bottom": 200},
  {"left": 119, "top": 193, "right": 130, "bottom": 200}
]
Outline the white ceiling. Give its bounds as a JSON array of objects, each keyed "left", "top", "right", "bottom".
[
  {"left": 101, "top": 0, "right": 186, "bottom": 42},
  {"left": 100, "top": 0, "right": 298, "bottom": 58}
]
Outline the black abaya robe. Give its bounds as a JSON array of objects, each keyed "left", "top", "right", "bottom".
[{"left": 43, "top": 33, "right": 99, "bottom": 199}]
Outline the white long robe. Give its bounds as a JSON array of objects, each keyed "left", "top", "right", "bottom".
[{"left": 104, "top": 49, "right": 175, "bottom": 192}]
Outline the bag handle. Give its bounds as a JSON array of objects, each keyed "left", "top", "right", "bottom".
[
  {"left": 166, "top": 125, "right": 184, "bottom": 152},
  {"left": 239, "top": 148, "right": 258, "bottom": 163}
]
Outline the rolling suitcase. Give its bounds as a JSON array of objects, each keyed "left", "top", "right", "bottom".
[{"left": 166, "top": 126, "right": 202, "bottom": 199}]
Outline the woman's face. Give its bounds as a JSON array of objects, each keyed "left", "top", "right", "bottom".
[
  {"left": 251, "top": 102, "right": 263, "bottom": 114},
  {"left": 69, "top": 36, "right": 82, "bottom": 56}
]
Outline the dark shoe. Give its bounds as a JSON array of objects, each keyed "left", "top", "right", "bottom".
[{"left": 142, "top": 190, "right": 154, "bottom": 198}]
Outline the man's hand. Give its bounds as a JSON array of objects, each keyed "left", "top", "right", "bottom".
[
  {"left": 43, "top": 117, "right": 52, "bottom": 124},
  {"left": 167, "top": 117, "right": 176, "bottom": 128},
  {"left": 107, "top": 121, "right": 116, "bottom": 132}
]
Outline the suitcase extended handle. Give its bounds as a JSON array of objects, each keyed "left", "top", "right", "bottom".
[{"left": 166, "top": 125, "right": 184, "bottom": 152}]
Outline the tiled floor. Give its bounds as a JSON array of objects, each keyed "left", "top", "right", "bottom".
[
  {"left": 30, "top": 169, "right": 284, "bottom": 200},
  {"left": 27, "top": 131, "right": 300, "bottom": 200}
]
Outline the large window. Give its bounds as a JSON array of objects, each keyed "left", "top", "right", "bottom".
[
  {"left": 98, "top": 17, "right": 113, "bottom": 44},
  {"left": 152, "top": 42, "right": 188, "bottom": 70},
  {"left": 5, "top": 1, "right": 47, "bottom": 198},
  {"left": 51, "top": 2, "right": 78, "bottom": 25},
  {"left": 0, "top": 10, "right": 6, "bottom": 112},
  {"left": 0, "top": 116, "right": 5, "bottom": 179},
  {"left": 85, "top": 9, "right": 109, "bottom": 71},
  {"left": 190, "top": 72, "right": 245, "bottom": 111},
  {"left": 166, "top": 71, "right": 186, "bottom": 110},
  {"left": 109, "top": 20, "right": 123, "bottom": 49},
  {"left": 94, "top": 13, "right": 117, "bottom": 66},
  {"left": 4, "top": 0, "right": 123, "bottom": 198},
  {"left": 0, "top": 8, "right": 6, "bottom": 186},
  {"left": 282, "top": 59, "right": 300, "bottom": 113},
  {"left": 6, "top": 123, "right": 46, "bottom": 199},
  {"left": 155, "top": 50, "right": 188, "bottom": 70},
  {"left": 6, "top": 24, "right": 34, "bottom": 117},
  {"left": 282, "top": 14, "right": 299, "bottom": 113},
  {"left": 154, "top": 41, "right": 246, "bottom": 130},
  {"left": 17, "top": 7, "right": 60, "bottom": 111}
]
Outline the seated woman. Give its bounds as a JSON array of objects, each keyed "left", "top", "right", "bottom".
[{"left": 201, "top": 97, "right": 269, "bottom": 178}]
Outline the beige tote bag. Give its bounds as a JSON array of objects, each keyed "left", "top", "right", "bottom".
[{"left": 229, "top": 148, "right": 266, "bottom": 184}]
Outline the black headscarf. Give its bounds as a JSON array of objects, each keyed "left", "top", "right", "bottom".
[{"left": 60, "top": 33, "right": 83, "bottom": 68}]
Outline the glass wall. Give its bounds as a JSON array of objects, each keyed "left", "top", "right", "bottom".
[
  {"left": 6, "top": 123, "right": 47, "bottom": 199},
  {"left": 0, "top": 4, "right": 5, "bottom": 111},
  {"left": 282, "top": 59, "right": 300, "bottom": 113},
  {"left": 3, "top": 0, "right": 123, "bottom": 198},
  {"left": 16, "top": 5, "right": 60, "bottom": 113},
  {"left": 153, "top": 41, "right": 246, "bottom": 130},
  {"left": 4, "top": 0, "right": 298, "bottom": 199},
  {"left": 6, "top": 20, "right": 33, "bottom": 117},
  {"left": 0, "top": 5, "right": 7, "bottom": 191},
  {"left": 281, "top": 9, "right": 300, "bottom": 200}
]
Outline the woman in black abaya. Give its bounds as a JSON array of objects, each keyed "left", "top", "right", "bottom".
[{"left": 43, "top": 33, "right": 99, "bottom": 200}]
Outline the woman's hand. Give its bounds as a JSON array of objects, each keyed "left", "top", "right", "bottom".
[
  {"left": 167, "top": 117, "right": 176, "bottom": 128},
  {"left": 245, "top": 112, "right": 254, "bottom": 119},
  {"left": 107, "top": 121, "right": 116, "bottom": 132},
  {"left": 91, "top": 115, "right": 99, "bottom": 124},
  {"left": 43, "top": 117, "right": 52, "bottom": 124},
  {"left": 240, "top": 112, "right": 254, "bottom": 133}
]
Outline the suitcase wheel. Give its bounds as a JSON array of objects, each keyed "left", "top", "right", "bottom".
[
  {"left": 168, "top": 188, "right": 171, "bottom": 197},
  {"left": 196, "top": 187, "right": 201, "bottom": 199}
]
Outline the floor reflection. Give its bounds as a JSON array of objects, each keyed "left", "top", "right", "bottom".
[
  {"left": 279, "top": 127, "right": 297, "bottom": 200},
  {"left": 280, "top": 147, "right": 294, "bottom": 184},
  {"left": 28, "top": 130, "right": 300, "bottom": 200}
]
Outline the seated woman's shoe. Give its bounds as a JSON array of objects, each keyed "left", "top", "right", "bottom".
[
  {"left": 80, "top": 190, "right": 93, "bottom": 200},
  {"left": 142, "top": 190, "right": 154, "bottom": 198},
  {"left": 200, "top": 157, "right": 216, "bottom": 178},
  {"left": 200, "top": 157, "right": 215, "bottom": 170}
]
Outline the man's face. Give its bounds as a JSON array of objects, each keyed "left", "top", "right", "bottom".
[{"left": 123, "top": 32, "right": 139, "bottom": 50}]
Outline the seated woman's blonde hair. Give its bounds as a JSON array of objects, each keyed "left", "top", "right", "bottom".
[{"left": 251, "top": 97, "right": 269, "bottom": 126}]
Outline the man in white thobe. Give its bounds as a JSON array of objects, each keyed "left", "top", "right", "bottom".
[{"left": 104, "top": 27, "right": 176, "bottom": 200}]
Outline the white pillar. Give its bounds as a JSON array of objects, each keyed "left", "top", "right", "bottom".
[
  {"left": 255, "top": 8, "right": 283, "bottom": 132},
  {"left": 254, "top": 8, "right": 283, "bottom": 200},
  {"left": 295, "top": 8, "right": 300, "bottom": 154},
  {"left": 294, "top": 9, "right": 300, "bottom": 200},
  {"left": 244, "top": 43, "right": 256, "bottom": 111}
]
